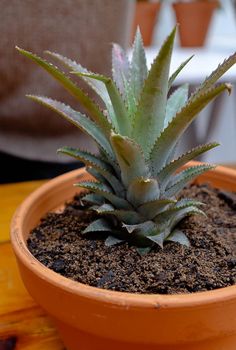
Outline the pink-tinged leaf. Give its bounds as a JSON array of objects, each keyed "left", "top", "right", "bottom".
[
  {"left": 112, "top": 43, "right": 130, "bottom": 94},
  {"left": 16, "top": 47, "right": 111, "bottom": 136},
  {"left": 132, "top": 27, "right": 176, "bottom": 157}
]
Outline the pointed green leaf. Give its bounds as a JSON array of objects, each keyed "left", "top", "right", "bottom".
[
  {"left": 165, "top": 164, "right": 214, "bottom": 197},
  {"left": 83, "top": 218, "right": 112, "bottom": 234},
  {"left": 123, "top": 220, "right": 156, "bottom": 235},
  {"left": 170, "top": 207, "right": 206, "bottom": 229},
  {"left": 146, "top": 232, "right": 166, "bottom": 248},
  {"left": 93, "top": 203, "right": 114, "bottom": 211},
  {"left": 45, "top": 50, "right": 108, "bottom": 100},
  {"left": 150, "top": 198, "right": 203, "bottom": 219},
  {"left": 86, "top": 167, "right": 107, "bottom": 184},
  {"left": 110, "top": 133, "right": 150, "bottom": 188},
  {"left": 138, "top": 199, "right": 175, "bottom": 220},
  {"left": 95, "top": 203, "right": 141, "bottom": 225},
  {"left": 154, "top": 199, "right": 204, "bottom": 223},
  {"left": 127, "top": 178, "right": 160, "bottom": 207},
  {"left": 155, "top": 204, "right": 205, "bottom": 227},
  {"left": 74, "top": 72, "right": 131, "bottom": 136},
  {"left": 150, "top": 83, "right": 231, "bottom": 174},
  {"left": 167, "top": 229, "right": 190, "bottom": 247},
  {"left": 123, "top": 221, "right": 166, "bottom": 247},
  {"left": 136, "top": 247, "right": 152, "bottom": 255},
  {"left": 16, "top": 47, "right": 111, "bottom": 136},
  {"left": 168, "top": 55, "right": 194, "bottom": 90},
  {"left": 130, "top": 28, "right": 148, "bottom": 100},
  {"left": 166, "top": 143, "right": 178, "bottom": 165},
  {"left": 164, "top": 84, "right": 189, "bottom": 128},
  {"left": 157, "top": 142, "right": 219, "bottom": 188},
  {"left": 45, "top": 50, "right": 117, "bottom": 129},
  {"left": 105, "top": 235, "right": 124, "bottom": 247},
  {"left": 97, "top": 149, "right": 121, "bottom": 176},
  {"left": 76, "top": 181, "right": 131, "bottom": 210},
  {"left": 27, "top": 95, "right": 114, "bottom": 161},
  {"left": 194, "top": 52, "right": 236, "bottom": 95},
  {"left": 58, "top": 146, "right": 111, "bottom": 169},
  {"left": 132, "top": 27, "right": 176, "bottom": 157},
  {"left": 175, "top": 198, "right": 204, "bottom": 209},
  {"left": 122, "top": 75, "right": 138, "bottom": 121},
  {"left": 58, "top": 147, "right": 124, "bottom": 195},
  {"left": 81, "top": 193, "right": 105, "bottom": 205},
  {"left": 112, "top": 43, "right": 130, "bottom": 94}
]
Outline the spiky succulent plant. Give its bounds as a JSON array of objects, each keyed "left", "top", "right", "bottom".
[{"left": 17, "top": 28, "right": 235, "bottom": 253}]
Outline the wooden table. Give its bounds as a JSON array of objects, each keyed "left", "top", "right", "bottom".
[
  {"left": 0, "top": 180, "right": 64, "bottom": 350},
  {"left": 1, "top": 168, "right": 236, "bottom": 349}
]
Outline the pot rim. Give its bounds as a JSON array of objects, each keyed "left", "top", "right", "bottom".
[
  {"left": 172, "top": 0, "right": 219, "bottom": 6},
  {"left": 11, "top": 163, "right": 236, "bottom": 310}
]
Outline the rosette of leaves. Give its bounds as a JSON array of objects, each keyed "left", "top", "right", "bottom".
[{"left": 17, "top": 27, "right": 235, "bottom": 253}]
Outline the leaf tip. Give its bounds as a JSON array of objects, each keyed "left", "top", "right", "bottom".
[
  {"left": 171, "top": 25, "right": 177, "bottom": 39},
  {"left": 110, "top": 131, "right": 122, "bottom": 141},
  {"left": 25, "top": 94, "right": 36, "bottom": 101},
  {"left": 15, "top": 46, "right": 28, "bottom": 56},
  {"left": 226, "top": 83, "right": 232, "bottom": 95},
  {"left": 56, "top": 147, "right": 64, "bottom": 154}
]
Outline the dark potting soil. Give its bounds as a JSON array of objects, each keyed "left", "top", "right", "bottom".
[{"left": 27, "top": 183, "right": 236, "bottom": 295}]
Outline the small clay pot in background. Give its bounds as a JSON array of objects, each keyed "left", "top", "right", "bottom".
[
  {"left": 131, "top": 1, "right": 161, "bottom": 46},
  {"left": 173, "top": 1, "right": 219, "bottom": 47}
]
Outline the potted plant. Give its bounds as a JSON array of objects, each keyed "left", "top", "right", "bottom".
[
  {"left": 131, "top": 0, "right": 161, "bottom": 46},
  {"left": 172, "top": 0, "right": 220, "bottom": 47},
  {"left": 11, "top": 28, "right": 236, "bottom": 350}
]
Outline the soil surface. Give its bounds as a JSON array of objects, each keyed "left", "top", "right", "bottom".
[{"left": 27, "top": 183, "right": 236, "bottom": 294}]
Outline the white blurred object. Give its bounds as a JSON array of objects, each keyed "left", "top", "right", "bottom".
[
  {"left": 143, "top": 45, "right": 236, "bottom": 85},
  {"left": 153, "top": 0, "right": 236, "bottom": 47},
  {"left": 129, "top": 0, "right": 236, "bottom": 164}
]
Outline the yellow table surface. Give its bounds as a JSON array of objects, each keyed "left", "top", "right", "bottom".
[
  {"left": 0, "top": 180, "right": 63, "bottom": 349},
  {"left": 1, "top": 165, "right": 236, "bottom": 348}
]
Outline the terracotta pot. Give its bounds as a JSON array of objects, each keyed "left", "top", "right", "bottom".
[
  {"left": 131, "top": 2, "right": 161, "bottom": 46},
  {"left": 173, "top": 1, "right": 219, "bottom": 47},
  {"left": 11, "top": 163, "right": 236, "bottom": 350}
]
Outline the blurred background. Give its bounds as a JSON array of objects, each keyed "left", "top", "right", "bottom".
[
  {"left": 147, "top": 0, "right": 236, "bottom": 165},
  {"left": 0, "top": 0, "right": 236, "bottom": 183}
]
